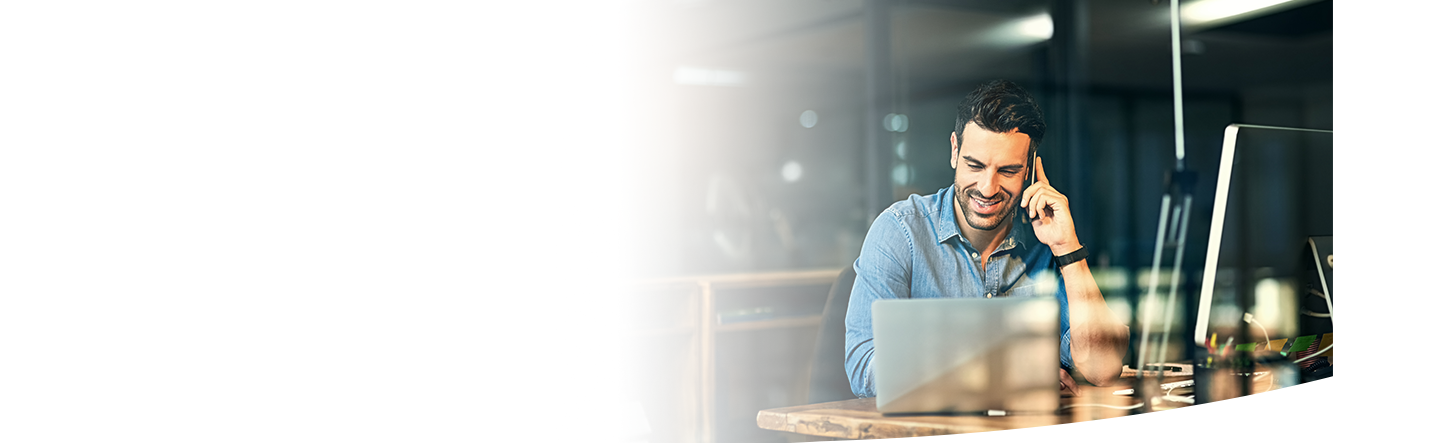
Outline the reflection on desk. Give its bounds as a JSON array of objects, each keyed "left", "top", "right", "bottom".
[{"left": 756, "top": 375, "right": 1256, "bottom": 440}]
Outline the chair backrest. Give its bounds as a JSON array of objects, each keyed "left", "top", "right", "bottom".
[{"left": 806, "top": 266, "right": 858, "bottom": 403}]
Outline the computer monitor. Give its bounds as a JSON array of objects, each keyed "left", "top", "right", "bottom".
[
  {"left": 1194, "top": 123, "right": 1327, "bottom": 349},
  {"left": 1195, "top": 124, "right": 1332, "bottom": 352}
]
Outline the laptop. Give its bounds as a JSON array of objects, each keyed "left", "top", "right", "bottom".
[{"left": 872, "top": 297, "right": 1060, "bottom": 415}]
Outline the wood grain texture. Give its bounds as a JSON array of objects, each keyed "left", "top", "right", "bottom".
[{"left": 757, "top": 380, "right": 1183, "bottom": 439}]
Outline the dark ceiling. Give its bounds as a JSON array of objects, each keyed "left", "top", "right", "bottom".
[{"left": 629, "top": 0, "right": 1332, "bottom": 96}]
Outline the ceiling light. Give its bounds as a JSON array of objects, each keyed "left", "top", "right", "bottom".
[
  {"left": 1017, "top": 13, "right": 1054, "bottom": 40},
  {"left": 983, "top": 12, "right": 1053, "bottom": 47},
  {"left": 1182, "top": 0, "right": 1294, "bottom": 25},
  {"left": 673, "top": 66, "right": 748, "bottom": 87}
]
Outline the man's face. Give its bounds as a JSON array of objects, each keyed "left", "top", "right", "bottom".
[{"left": 950, "top": 121, "right": 1032, "bottom": 232}]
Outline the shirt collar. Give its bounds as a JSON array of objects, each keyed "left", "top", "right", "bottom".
[
  {"left": 935, "top": 185, "right": 1032, "bottom": 253},
  {"left": 935, "top": 185, "right": 962, "bottom": 244}
]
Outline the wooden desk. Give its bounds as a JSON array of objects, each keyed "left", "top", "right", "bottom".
[{"left": 756, "top": 377, "right": 1215, "bottom": 440}]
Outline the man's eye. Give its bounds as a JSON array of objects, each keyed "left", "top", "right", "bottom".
[
  {"left": 1001, "top": 170, "right": 1019, "bottom": 177},
  {"left": 967, "top": 164, "right": 984, "bottom": 170}
]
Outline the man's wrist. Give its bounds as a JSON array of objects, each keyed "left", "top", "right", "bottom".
[
  {"left": 1049, "top": 240, "right": 1083, "bottom": 257},
  {"left": 1053, "top": 243, "right": 1088, "bottom": 269}
]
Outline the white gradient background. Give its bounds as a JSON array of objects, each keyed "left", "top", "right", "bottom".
[{"left": 2, "top": 1, "right": 633, "bottom": 441}]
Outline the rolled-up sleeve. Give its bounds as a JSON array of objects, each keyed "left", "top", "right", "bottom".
[
  {"left": 844, "top": 209, "right": 914, "bottom": 398},
  {"left": 1055, "top": 271, "right": 1074, "bottom": 370}
]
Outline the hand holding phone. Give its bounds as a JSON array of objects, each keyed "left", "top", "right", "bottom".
[
  {"left": 1017, "top": 150, "right": 1037, "bottom": 223},
  {"left": 1021, "top": 156, "right": 1084, "bottom": 254}
]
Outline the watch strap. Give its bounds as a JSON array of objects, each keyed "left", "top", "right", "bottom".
[{"left": 1054, "top": 244, "right": 1088, "bottom": 268}]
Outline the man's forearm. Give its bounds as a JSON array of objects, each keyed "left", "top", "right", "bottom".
[{"left": 1057, "top": 259, "right": 1129, "bottom": 386}]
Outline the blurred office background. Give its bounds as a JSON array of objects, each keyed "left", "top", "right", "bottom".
[
  {"left": 0, "top": 1, "right": 1345, "bottom": 441},
  {"left": 618, "top": 1, "right": 1331, "bottom": 442}
]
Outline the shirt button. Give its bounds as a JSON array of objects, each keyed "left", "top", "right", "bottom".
[
  {"left": 971, "top": 252, "right": 979, "bottom": 258},
  {"left": 986, "top": 293, "right": 992, "bottom": 298}
]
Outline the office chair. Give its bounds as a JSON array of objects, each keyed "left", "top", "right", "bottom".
[{"left": 805, "top": 265, "right": 858, "bottom": 403}]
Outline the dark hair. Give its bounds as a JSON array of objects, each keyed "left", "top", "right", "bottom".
[{"left": 954, "top": 80, "right": 1046, "bottom": 155}]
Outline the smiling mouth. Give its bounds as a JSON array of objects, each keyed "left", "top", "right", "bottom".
[{"left": 970, "top": 194, "right": 1004, "bottom": 215}]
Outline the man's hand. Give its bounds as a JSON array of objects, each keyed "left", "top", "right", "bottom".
[
  {"left": 1023, "top": 156, "right": 1128, "bottom": 387},
  {"left": 1059, "top": 368, "right": 1079, "bottom": 397},
  {"left": 1020, "top": 156, "right": 1082, "bottom": 256}
]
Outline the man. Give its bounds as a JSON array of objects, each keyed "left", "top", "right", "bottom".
[{"left": 844, "top": 80, "right": 1129, "bottom": 399}]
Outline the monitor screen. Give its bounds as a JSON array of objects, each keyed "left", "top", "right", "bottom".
[
  {"left": 1189, "top": 123, "right": 1333, "bottom": 421},
  {"left": 1194, "top": 124, "right": 1333, "bottom": 349}
]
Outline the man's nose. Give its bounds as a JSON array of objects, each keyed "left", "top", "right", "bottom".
[{"left": 976, "top": 172, "right": 1001, "bottom": 197}]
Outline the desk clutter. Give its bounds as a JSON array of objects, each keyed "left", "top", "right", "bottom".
[
  {"left": 1218, "top": 332, "right": 1333, "bottom": 358},
  {"left": 1120, "top": 363, "right": 1193, "bottom": 378}
]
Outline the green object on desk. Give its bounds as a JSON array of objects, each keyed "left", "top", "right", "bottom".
[
  {"left": 1290, "top": 335, "right": 1316, "bottom": 353},
  {"left": 1228, "top": 334, "right": 1321, "bottom": 353}
]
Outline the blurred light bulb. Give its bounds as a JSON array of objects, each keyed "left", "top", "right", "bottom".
[
  {"left": 1018, "top": 13, "right": 1053, "bottom": 40},
  {"left": 883, "top": 113, "right": 909, "bottom": 132},
  {"left": 891, "top": 164, "right": 910, "bottom": 186},
  {"left": 782, "top": 161, "right": 803, "bottom": 182},
  {"left": 799, "top": 110, "right": 818, "bottom": 128}
]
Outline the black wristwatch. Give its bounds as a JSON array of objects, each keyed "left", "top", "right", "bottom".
[{"left": 1054, "top": 244, "right": 1088, "bottom": 269}]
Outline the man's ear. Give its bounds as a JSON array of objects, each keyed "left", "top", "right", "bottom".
[{"left": 949, "top": 131, "right": 959, "bottom": 168}]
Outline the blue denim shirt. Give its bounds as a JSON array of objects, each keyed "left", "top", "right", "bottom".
[{"left": 844, "top": 185, "right": 1072, "bottom": 398}]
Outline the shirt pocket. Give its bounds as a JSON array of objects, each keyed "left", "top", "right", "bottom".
[
  {"left": 1006, "top": 271, "right": 1061, "bottom": 298},
  {"left": 1003, "top": 282, "right": 1040, "bottom": 298}
]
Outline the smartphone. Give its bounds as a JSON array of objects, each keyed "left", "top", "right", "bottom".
[{"left": 1018, "top": 150, "right": 1037, "bottom": 223}]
